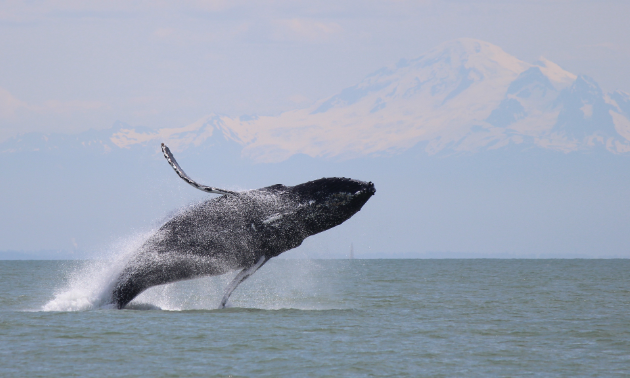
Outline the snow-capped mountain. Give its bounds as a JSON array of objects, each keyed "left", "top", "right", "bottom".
[{"left": 3, "top": 38, "right": 630, "bottom": 161}]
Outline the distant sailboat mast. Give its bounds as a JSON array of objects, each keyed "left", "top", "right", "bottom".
[{"left": 350, "top": 243, "right": 354, "bottom": 260}]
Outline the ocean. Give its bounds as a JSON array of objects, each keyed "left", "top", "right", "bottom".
[{"left": 0, "top": 259, "right": 628, "bottom": 377}]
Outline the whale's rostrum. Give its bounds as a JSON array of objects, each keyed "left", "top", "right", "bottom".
[{"left": 110, "top": 143, "right": 375, "bottom": 309}]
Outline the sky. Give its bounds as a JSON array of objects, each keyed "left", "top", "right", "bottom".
[
  {"left": 1, "top": 0, "right": 630, "bottom": 142},
  {"left": 2, "top": 1, "right": 630, "bottom": 259}
]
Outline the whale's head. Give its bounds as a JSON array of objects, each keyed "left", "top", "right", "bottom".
[{"left": 290, "top": 177, "right": 376, "bottom": 236}]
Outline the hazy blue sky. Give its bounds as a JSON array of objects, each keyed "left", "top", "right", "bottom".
[
  {"left": 2, "top": 1, "right": 630, "bottom": 259},
  {"left": 1, "top": 0, "right": 629, "bottom": 141}
]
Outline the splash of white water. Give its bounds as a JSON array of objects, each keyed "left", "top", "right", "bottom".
[{"left": 41, "top": 231, "right": 153, "bottom": 311}]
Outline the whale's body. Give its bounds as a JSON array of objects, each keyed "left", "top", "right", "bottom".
[{"left": 110, "top": 144, "right": 375, "bottom": 309}]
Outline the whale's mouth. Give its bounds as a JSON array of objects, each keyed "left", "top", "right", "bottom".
[
  {"left": 365, "top": 181, "right": 376, "bottom": 196},
  {"left": 353, "top": 181, "right": 376, "bottom": 203},
  {"left": 354, "top": 184, "right": 375, "bottom": 209}
]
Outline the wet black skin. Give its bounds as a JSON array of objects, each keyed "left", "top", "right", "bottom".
[{"left": 111, "top": 177, "right": 375, "bottom": 309}]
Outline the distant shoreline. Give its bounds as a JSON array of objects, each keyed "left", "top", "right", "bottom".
[{"left": 1, "top": 252, "right": 628, "bottom": 261}]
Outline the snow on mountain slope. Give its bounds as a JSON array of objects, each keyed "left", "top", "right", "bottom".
[
  {"left": 211, "top": 38, "right": 630, "bottom": 161},
  {"left": 3, "top": 38, "right": 630, "bottom": 161},
  {"left": 223, "top": 38, "right": 535, "bottom": 161}
]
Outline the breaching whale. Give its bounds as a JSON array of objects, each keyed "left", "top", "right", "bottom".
[{"left": 110, "top": 143, "right": 375, "bottom": 309}]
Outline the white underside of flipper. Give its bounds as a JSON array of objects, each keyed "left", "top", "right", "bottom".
[
  {"left": 161, "top": 143, "right": 237, "bottom": 195},
  {"left": 219, "top": 255, "right": 267, "bottom": 309}
]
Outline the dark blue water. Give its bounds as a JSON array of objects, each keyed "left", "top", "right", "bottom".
[{"left": 1, "top": 259, "right": 629, "bottom": 377}]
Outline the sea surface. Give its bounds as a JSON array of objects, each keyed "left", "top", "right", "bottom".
[{"left": 0, "top": 259, "right": 629, "bottom": 377}]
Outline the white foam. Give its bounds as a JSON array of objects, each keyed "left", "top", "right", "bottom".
[{"left": 41, "top": 231, "right": 153, "bottom": 312}]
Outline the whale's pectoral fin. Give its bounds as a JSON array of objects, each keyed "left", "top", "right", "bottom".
[
  {"left": 219, "top": 256, "right": 267, "bottom": 309},
  {"left": 161, "top": 143, "right": 237, "bottom": 196}
]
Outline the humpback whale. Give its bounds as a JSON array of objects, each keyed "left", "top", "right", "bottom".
[{"left": 110, "top": 143, "right": 375, "bottom": 309}]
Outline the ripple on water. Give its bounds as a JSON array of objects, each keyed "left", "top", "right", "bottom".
[{"left": 0, "top": 259, "right": 629, "bottom": 377}]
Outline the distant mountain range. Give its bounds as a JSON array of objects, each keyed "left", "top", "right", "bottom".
[{"left": 3, "top": 38, "right": 629, "bottom": 162}]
